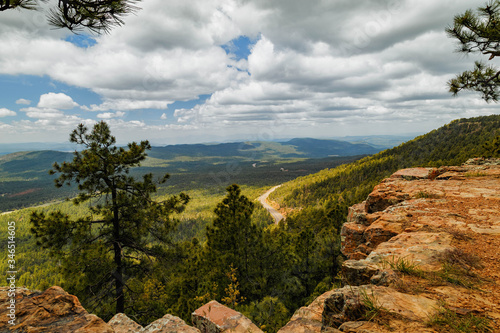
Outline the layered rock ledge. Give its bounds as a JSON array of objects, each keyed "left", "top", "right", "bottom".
[{"left": 327, "top": 158, "right": 500, "bottom": 332}]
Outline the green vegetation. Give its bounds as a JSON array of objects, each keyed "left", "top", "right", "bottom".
[
  {"left": 0, "top": 0, "right": 140, "bottom": 34},
  {"left": 414, "top": 191, "right": 442, "bottom": 199},
  {"left": 447, "top": 0, "right": 500, "bottom": 102},
  {"left": 359, "top": 288, "right": 386, "bottom": 322},
  {"left": 30, "top": 122, "right": 190, "bottom": 314},
  {"left": 381, "top": 250, "right": 483, "bottom": 290},
  {"left": 383, "top": 256, "right": 423, "bottom": 278},
  {"left": 435, "top": 249, "right": 483, "bottom": 289}
]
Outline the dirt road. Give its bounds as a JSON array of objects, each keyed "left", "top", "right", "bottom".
[{"left": 257, "top": 185, "right": 284, "bottom": 224}]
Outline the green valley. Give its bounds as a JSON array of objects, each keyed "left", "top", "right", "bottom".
[{"left": 0, "top": 137, "right": 387, "bottom": 212}]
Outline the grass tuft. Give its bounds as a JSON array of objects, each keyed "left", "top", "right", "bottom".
[
  {"left": 434, "top": 249, "right": 483, "bottom": 288},
  {"left": 359, "top": 288, "right": 385, "bottom": 322},
  {"left": 427, "top": 306, "right": 491, "bottom": 333},
  {"left": 464, "top": 171, "right": 488, "bottom": 177},
  {"left": 383, "top": 256, "right": 423, "bottom": 277},
  {"left": 414, "top": 191, "right": 442, "bottom": 199}
]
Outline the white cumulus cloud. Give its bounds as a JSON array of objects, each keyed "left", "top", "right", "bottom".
[
  {"left": 0, "top": 0, "right": 498, "bottom": 143},
  {"left": 0, "top": 108, "right": 16, "bottom": 117},
  {"left": 15, "top": 98, "right": 31, "bottom": 105},
  {"left": 38, "top": 93, "right": 79, "bottom": 109},
  {"left": 97, "top": 111, "right": 125, "bottom": 119}
]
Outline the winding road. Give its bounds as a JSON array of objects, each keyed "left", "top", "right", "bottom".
[{"left": 258, "top": 185, "right": 285, "bottom": 224}]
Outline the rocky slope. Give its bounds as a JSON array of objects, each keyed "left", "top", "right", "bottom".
[
  {"left": 1, "top": 158, "right": 499, "bottom": 332},
  {"left": 325, "top": 158, "right": 500, "bottom": 332}
]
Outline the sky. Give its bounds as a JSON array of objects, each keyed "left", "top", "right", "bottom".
[{"left": 0, "top": 0, "right": 499, "bottom": 145}]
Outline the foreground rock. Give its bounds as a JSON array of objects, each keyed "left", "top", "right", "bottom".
[
  {"left": 322, "top": 285, "right": 437, "bottom": 331},
  {"left": 192, "top": 300, "right": 263, "bottom": 333},
  {"left": 108, "top": 313, "right": 143, "bottom": 333},
  {"left": 143, "top": 314, "right": 200, "bottom": 333},
  {"left": 277, "top": 290, "right": 338, "bottom": 333},
  {"left": 0, "top": 286, "right": 114, "bottom": 333}
]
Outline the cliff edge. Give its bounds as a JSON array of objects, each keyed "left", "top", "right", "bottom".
[{"left": 318, "top": 158, "right": 500, "bottom": 332}]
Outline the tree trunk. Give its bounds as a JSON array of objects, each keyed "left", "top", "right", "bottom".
[{"left": 112, "top": 187, "right": 125, "bottom": 313}]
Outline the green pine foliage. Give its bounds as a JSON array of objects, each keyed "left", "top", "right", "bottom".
[
  {"left": 446, "top": 0, "right": 500, "bottom": 102},
  {"left": 29, "top": 121, "right": 189, "bottom": 318},
  {"left": 0, "top": 0, "right": 141, "bottom": 34}
]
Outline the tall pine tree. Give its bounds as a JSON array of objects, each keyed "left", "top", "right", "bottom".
[
  {"left": 205, "top": 184, "right": 261, "bottom": 300},
  {"left": 30, "top": 121, "right": 189, "bottom": 317}
]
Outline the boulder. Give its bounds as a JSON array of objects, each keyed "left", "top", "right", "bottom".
[
  {"left": 278, "top": 290, "right": 335, "bottom": 333},
  {"left": 347, "top": 202, "right": 368, "bottom": 225},
  {"left": 390, "top": 167, "right": 436, "bottom": 180},
  {"left": 0, "top": 286, "right": 113, "bottom": 333},
  {"left": 322, "top": 285, "right": 438, "bottom": 330},
  {"left": 322, "top": 286, "right": 366, "bottom": 328},
  {"left": 363, "top": 219, "right": 404, "bottom": 251},
  {"left": 340, "top": 223, "right": 366, "bottom": 259},
  {"left": 366, "top": 232, "right": 454, "bottom": 272},
  {"left": 341, "top": 260, "right": 380, "bottom": 286},
  {"left": 365, "top": 184, "right": 409, "bottom": 214},
  {"left": 192, "top": 300, "right": 263, "bottom": 333},
  {"left": 108, "top": 313, "right": 143, "bottom": 333},
  {"left": 143, "top": 314, "right": 200, "bottom": 333}
]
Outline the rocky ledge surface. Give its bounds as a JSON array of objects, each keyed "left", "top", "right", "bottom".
[
  {"left": 329, "top": 158, "right": 500, "bottom": 332},
  {"left": 1, "top": 159, "right": 499, "bottom": 332}
]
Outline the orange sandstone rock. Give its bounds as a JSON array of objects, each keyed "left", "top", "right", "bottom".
[{"left": 0, "top": 286, "right": 114, "bottom": 333}]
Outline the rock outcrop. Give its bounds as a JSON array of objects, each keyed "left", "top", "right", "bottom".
[
  {"left": 192, "top": 300, "right": 263, "bottom": 333},
  {"left": 277, "top": 290, "right": 337, "bottom": 333},
  {"left": 0, "top": 286, "right": 114, "bottom": 333},
  {"left": 318, "top": 159, "right": 500, "bottom": 331},
  {"left": 142, "top": 314, "right": 200, "bottom": 333},
  {"left": 108, "top": 313, "right": 143, "bottom": 333}
]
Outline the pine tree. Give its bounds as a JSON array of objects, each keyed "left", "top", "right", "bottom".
[
  {"left": 0, "top": 0, "right": 140, "bottom": 33},
  {"left": 205, "top": 184, "right": 260, "bottom": 299},
  {"left": 483, "top": 135, "right": 500, "bottom": 157},
  {"left": 446, "top": 0, "right": 500, "bottom": 101},
  {"left": 30, "top": 121, "right": 189, "bottom": 316}
]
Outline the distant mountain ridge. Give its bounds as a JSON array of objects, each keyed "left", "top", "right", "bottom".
[
  {"left": 148, "top": 138, "right": 381, "bottom": 160},
  {"left": 0, "top": 137, "right": 382, "bottom": 212},
  {"left": 0, "top": 135, "right": 414, "bottom": 156},
  {"left": 284, "top": 138, "right": 379, "bottom": 157}
]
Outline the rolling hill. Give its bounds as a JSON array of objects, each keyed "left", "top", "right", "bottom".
[{"left": 0, "top": 138, "right": 384, "bottom": 212}]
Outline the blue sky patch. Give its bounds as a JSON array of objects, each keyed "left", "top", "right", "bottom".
[
  {"left": 64, "top": 34, "right": 97, "bottom": 48},
  {"left": 0, "top": 74, "right": 101, "bottom": 120},
  {"left": 169, "top": 94, "right": 211, "bottom": 111},
  {"left": 221, "top": 35, "right": 259, "bottom": 61}
]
